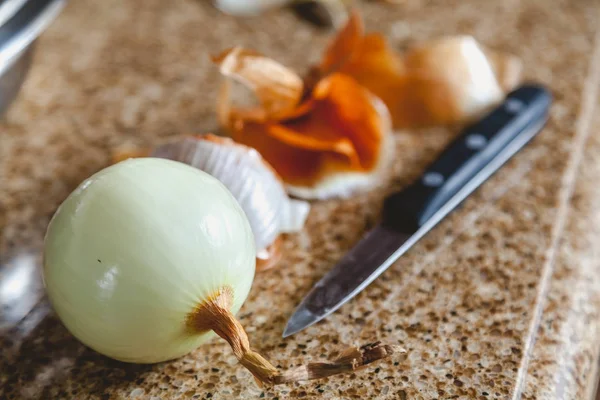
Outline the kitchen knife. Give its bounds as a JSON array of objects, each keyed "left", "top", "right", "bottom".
[{"left": 283, "top": 84, "right": 552, "bottom": 338}]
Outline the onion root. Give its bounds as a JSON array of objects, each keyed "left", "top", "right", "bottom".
[{"left": 187, "top": 287, "right": 406, "bottom": 386}]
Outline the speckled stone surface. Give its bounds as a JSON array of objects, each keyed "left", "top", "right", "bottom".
[{"left": 1, "top": 0, "right": 600, "bottom": 399}]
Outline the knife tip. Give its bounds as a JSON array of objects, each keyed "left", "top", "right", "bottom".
[
  {"left": 282, "top": 307, "right": 321, "bottom": 338},
  {"left": 282, "top": 318, "right": 306, "bottom": 338},
  {"left": 281, "top": 326, "right": 295, "bottom": 338}
]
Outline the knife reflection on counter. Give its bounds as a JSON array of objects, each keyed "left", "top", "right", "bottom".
[{"left": 284, "top": 84, "right": 552, "bottom": 337}]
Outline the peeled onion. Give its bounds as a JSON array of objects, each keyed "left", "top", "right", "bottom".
[
  {"left": 43, "top": 158, "right": 401, "bottom": 385},
  {"left": 44, "top": 158, "right": 256, "bottom": 363}
]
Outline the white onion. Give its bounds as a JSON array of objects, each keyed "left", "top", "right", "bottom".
[
  {"left": 43, "top": 157, "right": 402, "bottom": 385},
  {"left": 44, "top": 158, "right": 256, "bottom": 364}
]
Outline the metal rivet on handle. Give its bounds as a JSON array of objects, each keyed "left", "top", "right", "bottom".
[
  {"left": 422, "top": 172, "right": 445, "bottom": 187},
  {"left": 505, "top": 98, "right": 525, "bottom": 113},
  {"left": 466, "top": 133, "right": 487, "bottom": 150}
]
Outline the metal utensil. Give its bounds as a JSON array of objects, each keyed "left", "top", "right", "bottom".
[
  {"left": 0, "top": 0, "right": 65, "bottom": 117},
  {"left": 283, "top": 84, "right": 552, "bottom": 337}
]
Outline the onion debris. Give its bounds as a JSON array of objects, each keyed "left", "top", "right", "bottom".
[
  {"left": 213, "top": 47, "right": 395, "bottom": 200},
  {"left": 308, "top": 10, "right": 522, "bottom": 127},
  {"left": 152, "top": 134, "right": 311, "bottom": 271}
]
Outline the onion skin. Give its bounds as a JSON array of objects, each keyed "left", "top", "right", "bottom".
[
  {"left": 43, "top": 158, "right": 256, "bottom": 363},
  {"left": 151, "top": 134, "right": 311, "bottom": 270}
]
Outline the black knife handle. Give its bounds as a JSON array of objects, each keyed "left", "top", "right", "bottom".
[{"left": 384, "top": 84, "right": 552, "bottom": 232}]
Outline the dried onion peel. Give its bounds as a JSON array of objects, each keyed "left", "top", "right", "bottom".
[
  {"left": 214, "top": 47, "right": 394, "bottom": 200},
  {"left": 44, "top": 158, "right": 404, "bottom": 385},
  {"left": 152, "top": 134, "right": 310, "bottom": 271},
  {"left": 310, "top": 11, "right": 522, "bottom": 127}
]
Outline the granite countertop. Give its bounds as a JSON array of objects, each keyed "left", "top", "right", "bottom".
[{"left": 1, "top": 0, "right": 600, "bottom": 399}]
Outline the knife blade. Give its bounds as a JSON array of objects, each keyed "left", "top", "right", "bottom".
[{"left": 283, "top": 84, "right": 552, "bottom": 337}]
